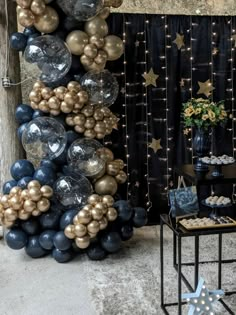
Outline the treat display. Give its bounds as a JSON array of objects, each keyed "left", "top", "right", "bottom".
[
  {"left": 204, "top": 195, "right": 231, "bottom": 207},
  {"left": 201, "top": 155, "right": 235, "bottom": 165},
  {"left": 179, "top": 216, "right": 236, "bottom": 230}
]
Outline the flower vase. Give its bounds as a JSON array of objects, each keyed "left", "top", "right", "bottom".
[{"left": 193, "top": 128, "right": 211, "bottom": 172}]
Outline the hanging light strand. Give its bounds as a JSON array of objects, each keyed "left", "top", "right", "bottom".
[
  {"left": 165, "top": 15, "right": 170, "bottom": 188},
  {"left": 230, "top": 18, "right": 235, "bottom": 158}
]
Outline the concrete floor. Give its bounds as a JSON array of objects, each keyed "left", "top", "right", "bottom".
[{"left": 0, "top": 240, "right": 96, "bottom": 315}]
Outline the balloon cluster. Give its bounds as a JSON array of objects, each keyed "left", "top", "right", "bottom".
[
  {"left": 0, "top": 180, "right": 52, "bottom": 228},
  {"left": 65, "top": 194, "right": 117, "bottom": 249},
  {"left": 66, "top": 15, "right": 124, "bottom": 71},
  {"left": 29, "top": 81, "right": 88, "bottom": 115},
  {"left": 17, "top": 0, "right": 59, "bottom": 33}
]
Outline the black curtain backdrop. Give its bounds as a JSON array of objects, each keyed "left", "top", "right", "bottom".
[{"left": 105, "top": 14, "right": 236, "bottom": 224}]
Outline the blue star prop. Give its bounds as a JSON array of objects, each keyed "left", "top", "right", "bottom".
[{"left": 182, "top": 278, "right": 224, "bottom": 315}]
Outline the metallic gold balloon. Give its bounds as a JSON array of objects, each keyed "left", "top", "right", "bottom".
[
  {"left": 87, "top": 62, "right": 106, "bottom": 71},
  {"left": 50, "top": 109, "right": 60, "bottom": 116},
  {"left": 84, "top": 129, "right": 96, "bottom": 139},
  {"left": 75, "top": 236, "right": 90, "bottom": 249},
  {"left": 91, "top": 208, "right": 103, "bottom": 220},
  {"left": 102, "top": 195, "right": 114, "bottom": 207},
  {"left": 77, "top": 210, "right": 92, "bottom": 224},
  {"left": 103, "top": 35, "right": 124, "bottom": 61},
  {"left": 94, "top": 121, "right": 106, "bottom": 133},
  {"left": 84, "top": 16, "right": 109, "bottom": 37},
  {"left": 75, "top": 125, "right": 86, "bottom": 133},
  {"left": 73, "top": 114, "right": 86, "bottom": 126},
  {"left": 88, "top": 194, "right": 102, "bottom": 205},
  {"left": 107, "top": 207, "right": 118, "bottom": 221},
  {"left": 24, "top": 199, "right": 36, "bottom": 212},
  {"left": 28, "top": 180, "right": 41, "bottom": 189},
  {"left": 9, "top": 196, "right": 22, "bottom": 210},
  {"left": 98, "top": 7, "right": 110, "bottom": 19},
  {"left": 87, "top": 220, "right": 100, "bottom": 234},
  {"left": 28, "top": 188, "right": 42, "bottom": 201},
  {"left": 88, "top": 232, "right": 97, "bottom": 238},
  {"left": 16, "top": 0, "right": 32, "bottom": 9},
  {"left": 73, "top": 215, "right": 80, "bottom": 225},
  {"left": 66, "top": 116, "right": 75, "bottom": 126},
  {"left": 75, "top": 224, "right": 87, "bottom": 237},
  {"left": 84, "top": 117, "right": 96, "bottom": 129},
  {"left": 64, "top": 91, "right": 77, "bottom": 105},
  {"left": 106, "top": 162, "right": 120, "bottom": 176},
  {"left": 115, "top": 170, "right": 127, "bottom": 184},
  {"left": 32, "top": 209, "right": 41, "bottom": 216},
  {"left": 100, "top": 107, "right": 111, "bottom": 117},
  {"left": 10, "top": 187, "right": 22, "bottom": 196},
  {"left": 18, "top": 8, "right": 35, "bottom": 27},
  {"left": 77, "top": 91, "right": 89, "bottom": 103},
  {"left": 21, "top": 189, "right": 29, "bottom": 200},
  {"left": 37, "top": 198, "right": 50, "bottom": 212},
  {"left": 30, "top": 0, "right": 46, "bottom": 15},
  {"left": 4, "top": 208, "right": 18, "bottom": 221},
  {"left": 67, "top": 81, "right": 81, "bottom": 92},
  {"left": 66, "top": 31, "right": 89, "bottom": 55},
  {"left": 33, "top": 81, "right": 45, "bottom": 90},
  {"left": 30, "top": 101, "right": 39, "bottom": 110},
  {"left": 64, "top": 225, "right": 76, "bottom": 239},
  {"left": 1, "top": 195, "right": 9, "bottom": 208},
  {"left": 48, "top": 96, "right": 60, "bottom": 109},
  {"left": 114, "top": 159, "right": 125, "bottom": 170},
  {"left": 38, "top": 100, "right": 49, "bottom": 112},
  {"left": 54, "top": 86, "right": 67, "bottom": 99},
  {"left": 29, "top": 90, "right": 42, "bottom": 103},
  {"left": 89, "top": 34, "right": 105, "bottom": 49},
  {"left": 93, "top": 109, "right": 104, "bottom": 121},
  {"left": 84, "top": 44, "right": 98, "bottom": 59},
  {"left": 19, "top": 209, "right": 30, "bottom": 220},
  {"left": 96, "top": 147, "right": 114, "bottom": 162},
  {"left": 82, "top": 204, "right": 93, "bottom": 212},
  {"left": 99, "top": 217, "right": 108, "bottom": 230},
  {"left": 40, "top": 185, "right": 53, "bottom": 198},
  {"left": 61, "top": 101, "right": 73, "bottom": 114},
  {"left": 95, "top": 175, "right": 118, "bottom": 196},
  {"left": 95, "top": 202, "right": 107, "bottom": 212},
  {"left": 80, "top": 54, "right": 93, "bottom": 67},
  {"left": 96, "top": 132, "right": 106, "bottom": 139},
  {"left": 94, "top": 50, "right": 108, "bottom": 65},
  {"left": 34, "top": 6, "right": 59, "bottom": 33}
]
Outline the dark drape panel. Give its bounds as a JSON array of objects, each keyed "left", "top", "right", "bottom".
[{"left": 106, "top": 14, "right": 236, "bottom": 223}]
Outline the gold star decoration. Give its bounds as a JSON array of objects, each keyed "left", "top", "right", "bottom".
[
  {"left": 212, "top": 47, "right": 219, "bottom": 55},
  {"left": 112, "top": 118, "right": 120, "bottom": 130},
  {"left": 120, "top": 87, "right": 125, "bottom": 94},
  {"left": 142, "top": 68, "right": 159, "bottom": 87},
  {"left": 180, "top": 78, "right": 185, "bottom": 87},
  {"left": 149, "top": 138, "right": 162, "bottom": 153},
  {"left": 197, "top": 79, "right": 215, "bottom": 98},
  {"left": 173, "top": 33, "right": 185, "bottom": 50},
  {"left": 135, "top": 40, "right": 140, "bottom": 47},
  {"left": 232, "top": 34, "right": 236, "bottom": 47}
]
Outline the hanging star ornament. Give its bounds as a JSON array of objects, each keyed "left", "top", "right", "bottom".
[
  {"left": 232, "top": 34, "right": 236, "bottom": 47},
  {"left": 149, "top": 138, "right": 162, "bottom": 153},
  {"left": 197, "top": 79, "right": 215, "bottom": 98},
  {"left": 142, "top": 68, "right": 159, "bottom": 87},
  {"left": 173, "top": 33, "right": 185, "bottom": 50},
  {"left": 182, "top": 278, "right": 224, "bottom": 315}
]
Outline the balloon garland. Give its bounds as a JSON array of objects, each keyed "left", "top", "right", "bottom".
[{"left": 4, "top": 0, "right": 148, "bottom": 263}]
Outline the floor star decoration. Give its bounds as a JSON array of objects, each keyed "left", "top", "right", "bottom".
[
  {"left": 197, "top": 79, "right": 215, "bottom": 97},
  {"left": 142, "top": 68, "right": 159, "bottom": 87},
  {"left": 182, "top": 278, "right": 224, "bottom": 315},
  {"left": 149, "top": 138, "right": 162, "bottom": 153},
  {"left": 173, "top": 33, "right": 185, "bottom": 50}
]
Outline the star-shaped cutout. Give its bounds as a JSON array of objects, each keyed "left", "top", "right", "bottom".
[
  {"left": 142, "top": 68, "right": 159, "bottom": 87},
  {"left": 120, "top": 87, "right": 126, "bottom": 94},
  {"left": 182, "top": 278, "right": 224, "bottom": 315},
  {"left": 173, "top": 33, "right": 185, "bottom": 50},
  {"left": 148, "top": 138, "right": 162, "bottom": 153},
  {"left": 197, "top": 79, "right": 215, "bottom": 98},
  {"left": 232, "top": 34, "right": 236, "bottom": 47}
]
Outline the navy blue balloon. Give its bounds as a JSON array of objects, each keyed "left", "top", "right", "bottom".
[
  {"left": 15, "top": 104, "right": 34, "bottom": 124},
  {"left": 120, "top": 225, "right": 133, "bottom": 241},
  {"left": 114, "top": 200, "right": 133, "bottom": 222},
  {"left": 100, "top": 232, "right": 122, "bottom": 253},
  {"left": 40, "top": 211, "right": 61, "bottom": 230},
  {"left": 32, "top": 110, "right": 45, "bottom": 119},
  {"left": 17, "top": 122, "right": 29, "bottom": 141},
  {"left": 39, "top": 230, "right": 57, "bottom": 250},
  {"left": 52, "top": 248, "right": 74, "bottom": 263},
  {"left": 132, "top": 207, "right": 148, "bottom": 228},
  {"left": 59, "top": 209, "right": 78, "bottom": 230},
  {"left": 10, "top": 32, "right": 27, "bottom": 51},
  {"left": 10, "top": 159, "right": 35, "bottom": 181},
  {"left": 6, "top": 229, "right": 28, "bottom": 250},
  {"left": 87, "top": 243, "right": 107, "bottom": 260},
  {"left": 40, "top": 159, "right": 58, "bottom": 171},
  {"left": 21, "top": 218, "right": 41, "bottom": 235},
  {"left": 33, "top": 166, "right": 57, "bottom": 186},
  {"left": 66, "top": 130, "right": 81, "bottom": 145},
  {"left": 27, "top": 33, "right": 40, "bottom": 45},
  {"left": 17, "top": 176, "right": 33, "bottom": 189},
  {"left": 25, "top": 236, "right": 48, "bottom": 258},
  {"left": 3, "top": 180, "right": 17, "bottom": 194},
  {"left": 53, "top": 231, "right": 72, "bottom": 251},
  {"left": 23, "top": 26, "right": 40, "bottom": 37}
]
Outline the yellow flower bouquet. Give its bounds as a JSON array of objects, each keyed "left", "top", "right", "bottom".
[{"left": 182, "top": 98, "right": 228, "bottom": 132}]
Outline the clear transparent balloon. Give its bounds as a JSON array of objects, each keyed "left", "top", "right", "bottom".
[
  {"left": 67, "top": 138, "right": 105, "bottom": 177},
  {"left": 24, "top": 35, "right": 72, "bottom": 83},
  {"left": 22, "top": 117, "right": 67, "bottom": 160},
  {"left": 54, "top": 175, "right": 93, "bottom": 207},
  {"left": 56, "top": 0, "right": 104, "bottom": 21},
  {"left": 80, "top": 70, "right": 119, "bottom": 107}
]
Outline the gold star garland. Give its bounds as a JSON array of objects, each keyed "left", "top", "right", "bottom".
[
  {"left": 173, "top": 33, "right": 185, "bottom": 50},
  {"left": 149, "top": 138, "right": 162, "bottom": 153},
  {"left": 142, "top": 68, "right": 159, "bottom": 87},
  {"left": 197, "top": 79, "right": 215, "bottom": 98}
]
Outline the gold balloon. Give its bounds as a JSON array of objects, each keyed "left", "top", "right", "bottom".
[
  {"left": 84, "top": 16, "right": 109, "bottom": 37},
  {"left": 28, "top": 188, "right": 42, "bottom": 201},
  {"left": 4, "top": 208, "right": 18, "bottom": 221},
  {"left": 80, "top": 54, "right": 93, "bottom": 67},
  {"left": 106, "top": 207, "right": 118, "bottom": 221},
  {"left": 96, "top": 147, "right": 114, "bottom": 162},
  {"left": 32, "top": 209, "right": 41, "bottom": 216},
  {"left": 93, "top": 109, "right": 104, "bottom": 121},
  {"left": 10, "top": 187, "right": 22, "bottom": 196},
  {"left": 16, "top": 0, "right": 32, "bottom": 9},
  {"left": 84, "top": 129, "right": 96, "bottom": 139},
  {"left": 64, "top": 225, "right": 76, "bottom": 239},
  {"left": 89, "top": 34, "right": 104, "bottom": 49},
  {"left": 18, "top": 8, "right": 35, "bottom": 27},
  {"left": 64, "top": 91, "right": 77, "bottom": 105},
  {"left": 102, "top": 195, "right": 114, "bottom": 207},
  {"left": 21, "top": 189, "right": 29, "bottom": 200},
  {"left": 88, "top": 194, "right": 102, "bottom": 205},
  {"left": 91, "top": 208, "right": 103, "bottom": 221},
  {"left": 31, "top": 101, "right": 39, "bottom": 110},
  {"left": 54, "top": 86, "right": 67, "bottom": 98},
  {"left": 66, "top": 116, "right": 75, "bottom": 126},
  {"left": 24, "top": 199, "right": 36, "bottom": 212},
  {"left": 95, "top": 202, "right": 107, "bottom": 212},
  {"left": 48, "top": 96, "right": 60, "bottom": 109},
  {"left": 87, "top": 220, "right": 100, "bottom": 234},
  {"left": 98, "top": 7, "right": 110, "bottom": 19},
  {"left": 75, "top": 125, "right": 85, "bottom": 133},
  {"left": 88, "top": 232, "right": 97, "bottom": 238},
  {"left": 40, "top": 185, "right": 53, "bottom": 198},
  {"left": 87, "top": 62, "right": 106, "bottom": 71},
  {"left": 29, "top": 90, "right": 42, "bottom": 103},
  {"left": 94, "top": 50, "right": 108, "bottom": 65},
  {"left": 33, "top": 81, "right": 45, "bottom": 90},
  {"left": 9, "top": 196, "right": 22, "bottom": 210},
  {"left": 18, "top": 209, "right": 30, "bottom": 220},
  {"left": 96, "top": 132, "right": 106, "bottom": 140},
  {"left": 34, "top": 6, "right": 59, "bottom": 33},
  {"left": 82, "top": 204, "right": 93, "bottom": 212},
  {"left": 73, "top": 215, "right": 80, "bottom": 225},
  {"left": 39, "top": 100, "right": 50, "bottom": 113},
  {"left": 94, "top": 121, "right": 106, "bottom": 133},
  {"left": 114, "top": 159, "right": 125, "bottom": 170},
  {"left": 99, "top": 217, "right": 108, "bottom": 230},
  {"left": 84, "top": 44, "right": 98, "bottom": 59},
  {"left": 77, "top": 210, "right": 92, "bottom": 224},
  {"left": 75, "top": 236, "right": 90, "bottom": 249},
  {"left": 106, "top": 162, "right": 120, "bottom": 176},
  {"left": 74, "top": 224, "right": 87, "bottom": 237},
  {"left": 1, "top": 195, "right": 9, "bottom": 208},
  {"left": 95, "top": 175, "right": 118, "bottom": 196},
  {"left": 50, "top": 109, "right": 60, "bottom": 116},
  {"left": 30, "top": 0, "right": 46, "bottom": 15},
  {"left": 28, "top": 180, "right": 41, "bottom": 189},
  {"left": 66, "top": 31, "right": 89, "bottom": 55},
  {"left": 77, "top": 91, "right": 89, "bottom": 103},
  {"left": 37, "top": 198, "right": 50, "bottom": 212},
  {"left": 115, "top": 171, "right": 127, "bottom": 184},
  {"left": 61, "top": 101, "right": 73, "bottom": 114},
  {"left": 103, "top": 35, "right": 124, "bottom": 61},
  {"left": 67, "top": 81, "right": 81, "bottom": 92},
  {"left": 100, "top": 107, "right": 111, "bottom": 117}
]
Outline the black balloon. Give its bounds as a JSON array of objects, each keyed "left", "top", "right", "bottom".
[
  {"left": 114, "top": 200, "right": 133, "bottom": 222},
  {"left": 52, "top": 248, "right": 74, "bottom": 263},
  {"left": 40, "top": 211, "right": 61, "bottom": 230},
  {"left": 6, "top": 229, "right": 28, "bottom": 250},
  {"left": 21, "top": 218, "right": 41, "bottom": 235},
  {"left": 86, "top": 243, "right": 107, "bottom": 260},
  {"left": 100, "top": 231, "right": 122, "bottom": 253},
  {"left": 53, "top": 231, "right": 72, "bottom": 251},
  {"left": 59, "top": 209, "right": 78, "bottom": 230},
  {"left": 132, "top": 207, "right": 148, "bottom": 228},
  {"left": 39, "top": 230, "right": 57, "bottom": 250},
  {"left": 25, "top": 236, "right": 49, "bottom": 258},
  {"left": 119, "top": 225, "right": 133, "bottom": 241}
]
